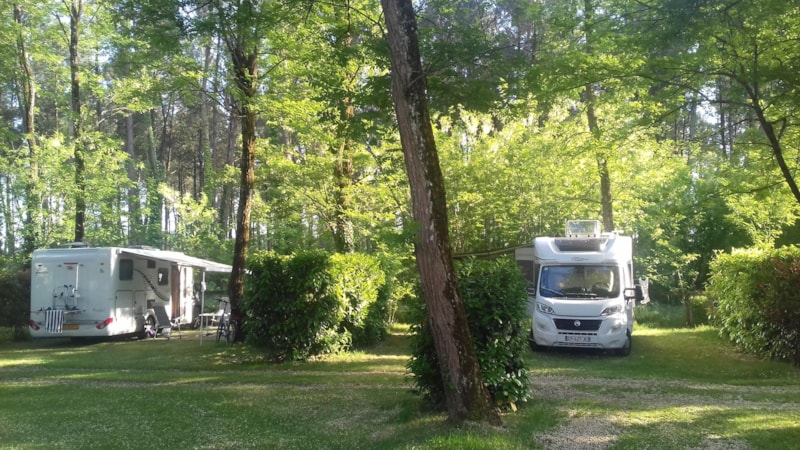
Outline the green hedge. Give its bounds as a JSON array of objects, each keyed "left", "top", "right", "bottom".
[
  {"left": 707, "top": 246, "right": 800, "bottom": 366},
  {"left": 0, "top": 258, "right": 31, "bottom": 341},
  {"left": 243, "top": 250, "right": 396, "bottom": 361},
  {"left": 407, "top": 257, "right": 531, "bottom": 410},
  {"left": 330, "top": 253, "right": 396, "bottom": 346},
  {"left": 244, "top": 250, "right": 345, "bottom": 360}
]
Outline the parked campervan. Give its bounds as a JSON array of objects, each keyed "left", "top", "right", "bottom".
[
  {"left": 28, "top": 245, "right": 231, "bottom": 339},
  {"left": 516, "top": 220, "right": 645, "bottom": 355}
]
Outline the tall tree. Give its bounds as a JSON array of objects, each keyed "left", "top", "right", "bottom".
[
  {"left": 641, "top": 0, "right": 800, "bottom": 207},
  {"left": 65, "top": 0, "right": 87, "bottom": 243},
  {"left": 189, "top": 0, "right": 281, "bottom": 335},
  {"left": 381, "top": 0, "right": 500, "bottom": 425},
  {"left": 582, "top": 0, "right": 614, "bottom": 232},
  {"left": 13, "top": 3, "right": 38, "bottom": 253}
]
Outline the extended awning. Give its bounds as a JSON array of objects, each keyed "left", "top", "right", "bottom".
[{"left": 118, "top": 248, "right": 232, "bottom": 273}]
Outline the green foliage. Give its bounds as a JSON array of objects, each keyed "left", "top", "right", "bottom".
[
  {"left": 0, "top": 256, "right": 31, "bottom": 341},
  {"left": 330, "top": 253, "right": 394, "bottom": 347},
  {"left": 243, "top": 250, "right": 399, "bottom": 359},
  {"left": 707, "top": 246, "right": 800, "bottom": 366},
  {"left": 687, "top": 294, "right": 713, "bottom": 327},
  {"left": 634, "top": 302, "right": 689, "bottom": 329},
  {"left": 408, "top": 257, "right": 531, "bottom": 410},
  {"left": 244, "top": 250, "right": 347, "bottom": 361},
  {"left": 634, "top": 297, "right": 710, "bottom": 329}
]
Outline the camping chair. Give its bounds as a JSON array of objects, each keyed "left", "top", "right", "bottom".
[{"left": 152, "top": 305, "right": 182, "bottom": 340}]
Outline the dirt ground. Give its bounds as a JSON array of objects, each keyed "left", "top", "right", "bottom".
[{"left": 531, "top": 375, "right": 798, "bottom": 449}]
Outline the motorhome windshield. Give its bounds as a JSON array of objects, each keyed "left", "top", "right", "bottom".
[{"left": 539, "top": 265, "right": 620, "bottom": 299}]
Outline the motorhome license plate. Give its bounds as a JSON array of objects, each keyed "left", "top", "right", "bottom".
[
  {"left": 62, "top": 324, "right": 79, "bottom": 330},
  {"left": 564, "top": 335, "right": 591, "bottom": 343}
]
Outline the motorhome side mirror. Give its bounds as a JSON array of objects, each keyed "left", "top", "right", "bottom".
[{"left": 624, "top": 286, "right": 645, "bottom": 301}]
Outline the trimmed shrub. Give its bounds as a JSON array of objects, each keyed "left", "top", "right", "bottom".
[
  {"left": 244, "top": 250, "right": 347, "bottom": 361},
  {"left": 707, "top": 246, "right": 800, "bottom": 366},
  {"left": 244, "top": 251, "right": 398, "bottom": 360},
  {"left": 330, "top": 253, "right": 395, "bottom": 346},
  {"left": 408, "top": 257, "right": 531, "bottom": 410}
]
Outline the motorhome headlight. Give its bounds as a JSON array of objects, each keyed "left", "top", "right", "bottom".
[
  {"left": 536, "top": 302, "right": 555, "bottom": 315},
  {"left": 601, "top": 304, "right": 623, "bottom": 316}
]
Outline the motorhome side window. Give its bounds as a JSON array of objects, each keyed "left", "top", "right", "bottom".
[
  {"left": 157, "top": 268, "right": 169, "bottom": 285},
  {"left": 119, "top": 259, "right": 133, "bottom": 280}
]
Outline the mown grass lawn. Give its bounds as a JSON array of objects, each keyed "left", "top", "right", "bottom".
[{"left": 1, "top": 324, "right": 798, "bottom": 449}]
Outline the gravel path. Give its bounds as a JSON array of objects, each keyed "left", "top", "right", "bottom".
[{"left": 530, "top": 375, "right": 798, "bottom": 449}]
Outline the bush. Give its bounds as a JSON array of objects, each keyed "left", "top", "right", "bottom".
[
  {"left": 707, "top": 246, "right": 800, "bottom": 366},
  {"left": 243, "top": 251, "right": 398, "bottom": 360},
  {"left": 0, "top": 257, "right": 31, "bottom": 341},
  {"left": 330, "top": 253, "right": 395, "bottom": 347},
  {"left": 244, "top": 250, "right": 347, "bottom": 361},
  {"left": 407, "top": 257, "right": 531, "bottom": 410},
  {"left": 688, "top": 294, "right": 712, "bottom": 327}
]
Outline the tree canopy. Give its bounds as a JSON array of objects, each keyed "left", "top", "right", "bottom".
[
  {"left": 4, "top": 0, "right": 800, "bottom": 425},
  {"left": 3, "top": 0, "right": 799, "bottom": 303}
]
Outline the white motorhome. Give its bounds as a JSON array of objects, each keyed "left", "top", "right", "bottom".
[
  {"left": 28, "top": 245, "right": 231, "bottom": 339},
  {"left": 516, "top": 220, "right": 645, "bottom": 356}
]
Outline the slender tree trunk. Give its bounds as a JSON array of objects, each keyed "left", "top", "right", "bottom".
[
  {"left": 381, "top": 0, "right": 500, "bottom": 425},
  {"left": 583, "top": 0, "right": 613, "bottom": 232},
  {"left": 125, "top": 111, "right": 141, "bottom": 244},
  {"left": 219, "top": 98, "right": 238, "bottom": 239},
  {"left": 332, "top": 32, "right": 356, "bottom": 253},
  {"left": 2, "top": 176, "right": 15, "bottom": 254},
  {"left": 69, "top": 0, "right": 86, "bottom": 243},
  {"left": 146, "top": 108, "right": 164, "bottom": 245},
  {"left": 333, "top": 135, "right": 355, "bottom": 252},
  {"left": 225, "top": 35, "right": 259, "bottom": 341},
  {"left": 196, "top": 44, "right": 213, "bottom": 201},
  {"left": 584, "top": 83, "right": 614, "bottom": 232},
  {"left": 15, "top": 3, "right": 37, "bottom": 253}
]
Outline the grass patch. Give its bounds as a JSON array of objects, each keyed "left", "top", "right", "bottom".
[
  {"left": 526, "top": 326, "right": 799, "bottom": 385},
  {"left": 2, "top": 323, "right": 799, "bottom": 449},
  {"left": 634, "top": 302, "right": 690, "bottom": 328}
]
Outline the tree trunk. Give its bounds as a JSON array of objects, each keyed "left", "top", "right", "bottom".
[
  {"left": 381, "top": 0, "right": 500, "bottom": 425},
  {"left": 584, "top": 82, "right": 614, "bottom": 232},
  {"left": 197, "top": 44, "right": 213, "bottom": 201},
  {"left": 749, "top": 101, "right": 800, "bottom": 207},
  {"left": 583, "top": 0, "right": 614, "bottom": 232},
  {"left": 69, "top": 0, "right": 86, "bottom": 243},
  {"left": 125, "top": 111, "right": 141, "bottom": 244},
  {"left": 332, "top": 32, "right": 356, "bottom": 254},
  {"left": 219, "top": 97, "right": 238, "bottom": 240},
  {"left": 15, "top": 3, "right": 37, "bottom": 253},
  {"left": 333, "top": 138, "right": 355, "bottom": 253},
  {"left": 225, "top": 34, "right": 259, "bottom": 341},
  {"left": 145, "top": 108, "right": 165, "bottom": 246}
]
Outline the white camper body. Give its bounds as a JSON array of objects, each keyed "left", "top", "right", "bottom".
[
  {"left": 29, "top": 246, "right": 231, "bottom": 339},
  {"left": 516, "top": 220, "right": 644, "bottom": 355}
]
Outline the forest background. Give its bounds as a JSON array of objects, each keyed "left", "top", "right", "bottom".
[{"left": 2, "top": 0, "right": 800, "bottom": 307}]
